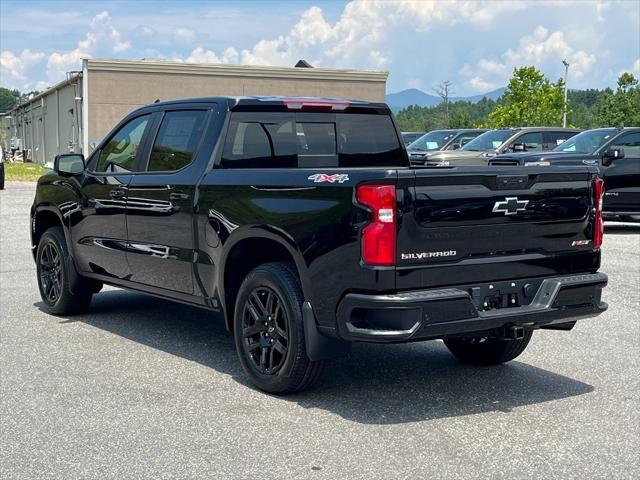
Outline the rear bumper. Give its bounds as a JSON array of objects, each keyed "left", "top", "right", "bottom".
[{"left": 336, "top": 273, "right": 607, "bottom": 343}]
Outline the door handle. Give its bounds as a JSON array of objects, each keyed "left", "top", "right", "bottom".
[
  {"left": 169, "top": 191, "right": 189, "bottom": 201},
  {"left": 110, "top": 188, "right": 126, "bottom": 199}
]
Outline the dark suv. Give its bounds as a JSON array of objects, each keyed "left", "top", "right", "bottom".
[
  {"left": 414, "top": 127, "right": 581, "bottom": 166},
  {"left": 492, "top": 127, "right": 640, "bottom": 222},
  {"left": 407, "top": 129, "right": 487, "bottom": 163}
]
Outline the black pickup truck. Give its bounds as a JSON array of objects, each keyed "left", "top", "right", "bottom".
[{"left": 31, "top": 97, "right": 608, "bottom": 394}]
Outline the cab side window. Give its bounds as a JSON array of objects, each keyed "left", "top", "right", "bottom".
[
  {"left": 610, "top": 132, "right": 640, "bottom": 158},
  {"left": 544, "top": 131, "right": 575, "bottom": 150},
  {"left": 95, "top": 115, "right": 150, "bottom": 173},
  {"left": 147, "top": 110, "right": 207, "bottom": 172},
  {"left": 511, "top": 132, "right": 543, "bottom": 152}
]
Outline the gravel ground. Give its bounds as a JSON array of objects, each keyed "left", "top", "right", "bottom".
[{"left": 1, "top": 181, "right": 639, "bottom": 479}]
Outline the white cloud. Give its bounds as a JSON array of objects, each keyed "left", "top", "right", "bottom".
[
  {"left": 174, "top": 27, "right": 195, "bottom": 42},
  {"left": 462, "top": 25, "right": 597, "bottom": 91},
  {"left": 45, "top": 11, "right": 130, "bottom": 84},
  {"left": 0, "top": 49, "right": 45, "bottom": 84},
  {"left": 179, "top": 46, "right": 239, "bottom": 64}
]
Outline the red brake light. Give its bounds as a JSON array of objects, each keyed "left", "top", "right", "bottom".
[
  {"left": 593, "top": 177, "right": 604, "bottom": 249},
  {"left": 356, "top": 184, "right": 396, "bottom": 266},
  {"left": 283, "top": 98, "right": 349, "bottom": 111}
]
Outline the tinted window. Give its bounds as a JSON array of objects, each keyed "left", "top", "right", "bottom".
[
  {"left": 147, "top": 110, "right": 206, "bottom": 171},
  {"left": 222, "top": 112, "right": 403, "bottom": 168},
  {"left": 462, "top": 130, "right": 513, "bottom": 151},
  {"left": 96, "top": 115, "right": 150, "bottom": 173},
  {"left": 544, "top": 131, "right": 575, "bottom": 147},
  {"left": 554, "top": 129, "right": 615, "bottom": 154},
  {"left": 336, "top": 114, "right": 403, "bottom": 167},
  {"left": 222, "top": 114, "right": 296, "bottom": 168},
  {"left": 610, "top": 132, "right": 640, "bottom": 158},
  {"left": 510, "top": 132, "right": 543, "bottom": 152},
  {"left": 408, "top": 131, "right": 457, "bottom": 151}
]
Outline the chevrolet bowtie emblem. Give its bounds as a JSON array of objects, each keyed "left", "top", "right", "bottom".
[{"left": 492, "top": 197, "right": 529, "bottom": 215}]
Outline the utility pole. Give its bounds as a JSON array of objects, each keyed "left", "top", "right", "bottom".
[
  {"left": 434, "top": 81, "right": 455, "bottom": 128},
  {"left": 562, "top": 60, "right": 570, "bottom": 128}
]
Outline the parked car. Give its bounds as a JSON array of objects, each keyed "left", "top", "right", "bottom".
[
  {"left": 413, "top": 127, "right": 582, "bottom": 166},
  {"left": 407, "top": 129, "right": 487, "bottom": 163},
  {"left": 492, "top": 127, "right": 640, "bottom": 222},
  {"left": 31, "top": 96, "right": 607, "bottom": 394},
  {"left": 401, "top": 131, "right": 425, "bottom": 146}
]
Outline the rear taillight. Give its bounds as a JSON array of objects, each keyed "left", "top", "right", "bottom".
[
  {"left": 356, "top": 184, "right": 396, "bottom": 266},
  {"left": 593, "top": 177, "right": 605, "bottom": 249}
]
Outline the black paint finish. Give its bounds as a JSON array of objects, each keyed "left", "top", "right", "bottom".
[{"left": 31, "top": 96, "right": 606, "bottom": 345}]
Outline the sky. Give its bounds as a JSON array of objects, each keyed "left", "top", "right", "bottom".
[{"left": 1, "top": 0, "right": 639, "bottom": 96}]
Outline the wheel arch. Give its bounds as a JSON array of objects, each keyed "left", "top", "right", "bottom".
[
  {"left": 31, "top": 206, "right": 71, "bottom": 260},
  {"left": 219, "top": 227, "right": 310, "bottom": 332}
]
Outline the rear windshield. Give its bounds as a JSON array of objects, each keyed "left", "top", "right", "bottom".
[{"left": 221, "top": 112, "right": 405, "bottom": 168}]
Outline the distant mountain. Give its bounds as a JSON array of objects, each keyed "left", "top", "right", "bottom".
[{"left": 386, "top": 87, "right": 506, "bottom": 111}]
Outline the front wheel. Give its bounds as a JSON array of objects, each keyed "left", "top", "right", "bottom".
[
  {"left": 233, "top": 262, "right": 324, "bottom": 394},
  {"left": 36, "top": 227, "right": 94, "bottom": 315},
  {"left": 444, "top": 329, "right": 533, "bottom": 366}
]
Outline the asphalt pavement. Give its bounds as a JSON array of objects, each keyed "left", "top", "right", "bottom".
[{"left": 1, "top": 181, "right": 639, "bottom": 479}]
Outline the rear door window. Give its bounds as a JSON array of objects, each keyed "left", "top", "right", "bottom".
[
  {"left": 147, "top": 110, "right": 207, "bottom": 172},
  {"left": 221, "top": 112, "right": 404, "bottom": 168}
]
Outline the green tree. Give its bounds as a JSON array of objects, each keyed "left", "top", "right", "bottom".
[
  {"left": 0, "top": 87, "right": 20, "bottom": 113},
  {"left": 485, "top": 66, "right": 565, "bottom": 127},
  {"left": 597, "top": 73, "right": 640, "bottom": 127}
]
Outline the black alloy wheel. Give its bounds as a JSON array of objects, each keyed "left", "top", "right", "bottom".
[
  {"left": 39, "top": 242, "right": 63, "bottom": 304},
  {"left": 241, "top": 287, "right": 289, "bottom": 375}
]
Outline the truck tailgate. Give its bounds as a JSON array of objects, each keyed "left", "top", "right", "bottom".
[{"left": 396, "top": 167, "right": 600, "bottom": 290}]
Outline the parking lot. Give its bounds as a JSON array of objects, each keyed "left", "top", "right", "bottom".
[{"left": 1, "top": 181, "right": 638, "bottom": 479}]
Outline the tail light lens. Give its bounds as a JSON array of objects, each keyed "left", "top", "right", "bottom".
[
  {"left": 356, "top": 184, "right": 396, "bottom": 266},
  {"left": 593, "top": 177, "right": 604, "bottom": 249}
]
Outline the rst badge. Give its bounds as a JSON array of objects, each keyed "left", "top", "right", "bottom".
[
  {"left": 308, "top": 173, "right": 350, "bottom": 184},
  {"left": 492, "top": 197, "right": 529, "bottom": 216}
]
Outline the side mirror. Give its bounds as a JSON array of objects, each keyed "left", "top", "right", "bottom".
[
  {"left": 601, "top": 148, "right": 624, "bottom": 166},
  {"left": 512, "top": 143, "right": 525, "bottom": 152},
  {"left": 54, "top": 153, "right": 85, "bottom": 175}
]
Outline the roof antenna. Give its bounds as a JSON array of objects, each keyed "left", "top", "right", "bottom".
[{"left": 154, "top": 98, "right": 160, "bottom": 103}]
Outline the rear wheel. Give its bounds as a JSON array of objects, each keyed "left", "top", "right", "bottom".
[
  {"left": 444, "top": 329, "right": 533, "bottom": 366},
  {"left": 233, "top": 262, "right": 324, "bottom": 394},
  {"left": 36, "top": 227, "right": 96, "bottom": 315}
]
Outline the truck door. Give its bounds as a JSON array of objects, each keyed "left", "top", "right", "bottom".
[
  {"left": 125, "top": 107, "right": 211, "bottom": 295},
  {"left": 602, "top": 131, "right": 640, "bottom": 214},
  {"left": 73, "top": 113, "right": 152, "bottom": 279}
]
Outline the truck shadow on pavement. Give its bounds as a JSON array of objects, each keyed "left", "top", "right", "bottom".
[{"left": 36, "top": 289, "right": 594, "bottom": 425}]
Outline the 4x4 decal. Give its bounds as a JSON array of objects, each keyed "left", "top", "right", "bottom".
[{"left": 308, "top": 173, "right": 350, "bottom": 184}]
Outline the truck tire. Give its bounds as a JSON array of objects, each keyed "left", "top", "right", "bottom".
[
  {"left": 444, "top": 329, "right": 533, "bottom": 366},
  {"left": 36, "top": 227, "right": 94, "bottom": 315},
  {"left": 233, "top": 262, "right": 324, "bottom": 394}
]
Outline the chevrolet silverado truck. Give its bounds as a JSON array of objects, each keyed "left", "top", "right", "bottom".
[
  {"left": 492, "top": 127, "right": 640, "bottom": 222},
  {"left": 31, "top": 97, "right": 608, "bottom": 394}
]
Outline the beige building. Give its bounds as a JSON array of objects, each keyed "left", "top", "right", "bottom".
[{"left": 7, "top": 58, "right": 388, "bottom": 165}]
